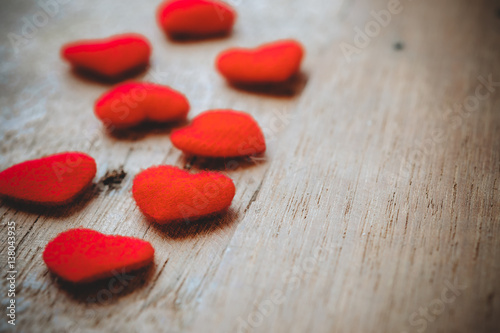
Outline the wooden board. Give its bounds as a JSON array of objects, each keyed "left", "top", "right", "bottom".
[{"left": 1, "top": 0, "right": 499, "bottom": 332}]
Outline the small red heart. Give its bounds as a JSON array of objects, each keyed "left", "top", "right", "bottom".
[
  {"left": 61, "top": 33, "right": 152, "bottom": 79},
  {"left": 132, "top": 166, "right": 235, "bottom": 223},
  {"left": 43, "top": 228, "right": 154, "bottom": 283},
  {"left": 216, "top": 40, "right": 304, "bottom": 84},
  {"left": 94, "top": 81, "right": 190, "bottom": 129},
  {"left": 157, "top": 0, "right": 236, "bottom": 38},
  {"left": 170, "top": 110, "right": 266, "bottom": 157},
  {"left": 0, "top": 152, "right": 96, "bottom": 205}
]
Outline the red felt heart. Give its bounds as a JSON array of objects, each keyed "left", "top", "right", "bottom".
[
  {"left": 94, "top": 81, "right": 190, "bottom": 129},
  {"left": 157, "top": 0, "right": 236, "bottom": 38},
  {"left": 43, "top": 228, "right": 154, "bottom": 283},
  {"left": 170, "top": 110, "right": 266, "bottom": 157},
  {"left": 132, "top": 165, "right": 235, "bottom": 223},
  {"left": 0, "top": 152, "right": 96, "bottom": 205},
  {"left": 216, "top": 39, "right": 304, "bottom": 84},
  {"left": 61, "top": 33, "right": 151, "bottom": 79}
]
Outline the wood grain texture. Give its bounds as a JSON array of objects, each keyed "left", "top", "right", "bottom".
[{"left": 1, "top": 0, "right": 499, "bottom": 332}]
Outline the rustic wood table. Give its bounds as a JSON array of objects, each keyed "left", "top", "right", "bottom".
[{"left": 1, "top": 0, "right": 499, "bottom": 332}]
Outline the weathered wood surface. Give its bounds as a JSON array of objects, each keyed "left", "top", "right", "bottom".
[{"left": 1, "top": 0, "right": 499, "bottom": 332}]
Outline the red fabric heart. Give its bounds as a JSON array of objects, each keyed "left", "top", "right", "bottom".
[
  {"left": 157, "top": 0, "right": 236, "bottom": 38},
  {"left": 61, "top": 33, "right": 151, "bottom": 79},
  {"left": 170, "top": 110, "right": 266, "bottom": 157},
  {"left": 43, "top": 228, "right": 154, "bottom": 283},
  {"left": 216, "top": 40, "right": 304, "bottom": 84},
  {"left": 0, "top": 152, "right": 96, "bottom": 205},
  {"left": 132, "top": 166, "right": 235, "bottom": 223},
  {"left": 94, "top": 81, "right": 190, "bottom": 129}
]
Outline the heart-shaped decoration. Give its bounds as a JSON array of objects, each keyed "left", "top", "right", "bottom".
[
  {"left": 43, "top": 228, "right": 154, "bottom": 283},
  {"left": 132, "top": 166, "right": 235, "bottom": 223},
  {"left": 216, "top": 40, "right": 304, "bottom": 84},
  {"left": 0, "top": 152, "right": 96, "bottom": 205},
  {"left": 157, "top": 0, "right": 236, "bottom": 38},
  {"left": 94, "top": 81, "right": 190, "bottom": 129},
  {"left": 61, "top": 33, "right": 151, "bottom": 79},
  {"left": 170, "top": 110, "right": 266, "bottom": 157}
]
